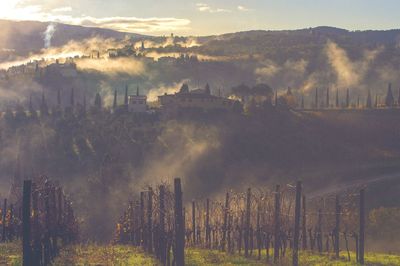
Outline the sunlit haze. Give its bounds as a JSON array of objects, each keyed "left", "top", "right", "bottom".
[{"left": 1, "top": 0, "right": 400, "bottom": 35}]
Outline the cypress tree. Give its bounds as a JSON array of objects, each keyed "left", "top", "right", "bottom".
[
  {"left": 124, "top": 85, "right": 129, "bottom": 105},
  {"left": 385, "top": 83, "right": 394, "bottom": 107},
  {"left": 366, "top": 90, "right": 372, "bottom": 108},
  {"left": 113, "top": 90, "right": 118, "bottom": 109},
  {"left": 94, "top": 93, "right": 102, "bottom": 110},
  {"left": 83, "top": 93, "right": 87, "bottom": 115},
  {"left": 70, "top": 88, "right": 75, "bottom": 107},
  {"left": 326, "top": 87, "right": 330, "bottom": 108},
  {"left": 40, "top": 91, "right": 48, "bottom": 116},
  {"left": 57, "top": 89, "right": 61, "bottom": 107},
  {"left": 29, "top": 95, "right": 34, "bottom": 114},
  {"left": 346, "top": 88, "right": 350, "bottom": 108},
  {"left": 398, "top": 88, "right": 400, "bottom": 106},
  {"left": 335, "top": 88, "right": 339, "bottom": 108}
]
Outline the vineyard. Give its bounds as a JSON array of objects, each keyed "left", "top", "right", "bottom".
[
  {"left": 1, "top": 177, "right": 79, "bottom": 266},
  {"left": 113, "top": 178, "right": 372, "bottom": 265},
  {"left": 1, "top": 177, "right": 400, "bottom": 265}
]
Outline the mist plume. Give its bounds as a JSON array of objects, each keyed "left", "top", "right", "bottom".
[{"left": 44, "top": 23, "right": 56, "bottom": 48}]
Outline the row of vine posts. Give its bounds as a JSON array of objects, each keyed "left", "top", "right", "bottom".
[
  {"left": 1, "top": 177, "right": 79, "bottom": 266},
  {"left": 115, "top": 178, "right": 366, "bottom": 266}
]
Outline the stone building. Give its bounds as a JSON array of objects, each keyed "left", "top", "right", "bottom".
[
  {"left": 158, "top": 83, "right": 236, "bottom": 113},
  {"left": 128, "top": 87, "right": 148, "bottom": 112}
]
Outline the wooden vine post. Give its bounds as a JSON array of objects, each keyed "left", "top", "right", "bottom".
[
  {"left": 359, "top": 189, "right": 365, "bottom": 265},
  {"left": 335, "top": 195, "right": 341, "bottom": 259},
  {"left": 302, "top": 195, "right": 307, "bottom": 250},
  {"left": 159, "top": 185, "right": 166, "bottom": 265},
  {"left": 222, "top": 192, "right": 229, "bottom": 251},
  {"left": 140, "top": 191, "right": 145, "bottom": 248},
  {"left": 244, "top": 188, "right": 251, "bottom": 257},
  {"left": 174, "top": 178, "right": 185, "bottom": 266},
  {"left": 22, "top": 180, "right": 32, "bottom": 266},
  {"left": 148, "top": 187, "right": 153, "bottom": 253},
  {"left": 317, "top": 208, "right": 323, "bottom": 253},
  {"left": 2, "top": 198, "right": 7, "bottom": 242},
  {"left": 293, "top": 181, "right": 302, "bottom": 266},
  {"left": 192, "top": 200, "right": 196, "bottom": 245},
  {"left": 274, "top": 185, "right": 281, "bottom": 263},
  {"left": 205, "top": 198, "right": 210, "bottom": 248}
]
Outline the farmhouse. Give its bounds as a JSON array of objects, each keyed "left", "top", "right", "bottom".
[{"left": 158, "top": 84, "right": 236, "bottom": 113}]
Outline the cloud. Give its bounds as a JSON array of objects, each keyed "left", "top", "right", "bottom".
[
  {"left": 196, "top": 3, "right": 231, "bottom": 13},
  {"left": 237, "top": 5, "right": 252, "bottom": 12},
  {"left": 76, "top": 57, "right": 145, "bottom": 77},
  {"left": 0, "top": 2, "right": 191, "bottom": 34},
  {"left": 76, "top": 16, "right": 191, "bottom": 33},
  {"left": 52, "top": 6, "right": 72, "bottom": 13}
]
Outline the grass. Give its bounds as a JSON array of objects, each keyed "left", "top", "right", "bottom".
[
  {"left": 186, "top": 248, "right": 400, "bottom": 266},
  {"left": 52, "top": 244, "right": 159, "bottom": 266},
  {"left": 186, "top": 248, "right": 265, "bottom": 265},
  {"left": 0, "top": 241, "right": 22, "bottom": 266},
  {"left": 1, "top": 242, "right": 400, "bottom": 265}
]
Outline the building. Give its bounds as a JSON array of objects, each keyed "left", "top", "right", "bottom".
[
  {"left": 108, "top": 49, "right": 118, "bottom": 58},
  {"left": 158, "top": 83, "right": 236, "bottom": 113},
  {"left": 128, "top": 87, "right": 148, "bottom": 112}
]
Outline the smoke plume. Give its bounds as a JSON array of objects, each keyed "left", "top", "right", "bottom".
[{"left": 44, "top": 23, "right": 56, "bottom": 48}]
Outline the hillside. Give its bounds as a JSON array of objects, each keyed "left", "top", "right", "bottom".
[
  {"left": 0, "top": 20, "right": 145, "bottom": 59},
  {"left": 0, "top": 107, "right": 399, "bottom": 240}
]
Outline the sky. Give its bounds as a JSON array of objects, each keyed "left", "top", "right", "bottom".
[{"left": 1, "top": 0, "right": 400, "bottom": 36}]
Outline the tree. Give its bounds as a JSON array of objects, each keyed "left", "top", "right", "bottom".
[
  {"left": 70, "top": 87, "right": 75, "bottom": 107},
  {"left": 278, "top": 87, "right": 296, "bottom": 109},
  {"left": 124, "top": 85, "right": 129, "bottom": 111},
  {"left": 398, "top": 88, "right": 400, "bottom": 106},
  {"left": 94, "top": 93, "right": 102, "bottom": 110},
  {"left": 205, "top": 83, "right": 211, "bottom": 95},
  {"left": 40, "top": 92, "right": 49, "bottom": 116},
  {"left": 252, "top": 83, "right": 273, "bottom": 98},
  {"left": 179, "top": 83, "right": 189, "bottom": 94},
  {"left": 230, "top": 84, "right": 250, "bottom": 102},
  {"left": 326, "top": 87, "right": 330, "bottom": 108},
  {"left": 252, "top": 83, "right": 274, "bottom": 106},
  {"left": 385, "top": 83, "right": 394, "bottom": 107},
  {"left": 366, "top": 90, "right": 372, "bottom": 108},
  {"left": 335, "top": 88, "right": 339, "bottom": 108},
  {"left": 28, "top": 95, "right": 36, "bottom": 118},
  {"left": 57, "top": 88, "right": 62, "bottom": 107},
  {"left": 113, "top": 90, "right": 118, "bottom": 110}
]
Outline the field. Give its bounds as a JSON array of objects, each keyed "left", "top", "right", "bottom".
[{"left": 2, "top": 242, "right": 400, "bottom": 265}]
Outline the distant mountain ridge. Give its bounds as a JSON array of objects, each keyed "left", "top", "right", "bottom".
[
  {"left": 0, "top": 20, "right": 146, "bottom": 57},
  {"left": 2, "top": 20, "right": 400, "bottom": 56}
]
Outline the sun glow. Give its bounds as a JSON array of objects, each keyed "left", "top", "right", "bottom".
[{"left": 0, "top": 1, "right": 43, "bottom": 21}]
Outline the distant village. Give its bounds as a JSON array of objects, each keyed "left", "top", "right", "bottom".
[
  {"left": 1, "top": 39, "right": 400, "bottom": 120},
  {"left": 0, "top": 39, "right": 199, "bottom": 80},
  {"left": 1, "top": 80, "right": 399, "bottom": 124}
]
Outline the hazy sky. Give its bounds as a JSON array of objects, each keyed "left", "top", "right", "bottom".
[{"left": 1, "top": 0, "right": 399, "bottom": 35}]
